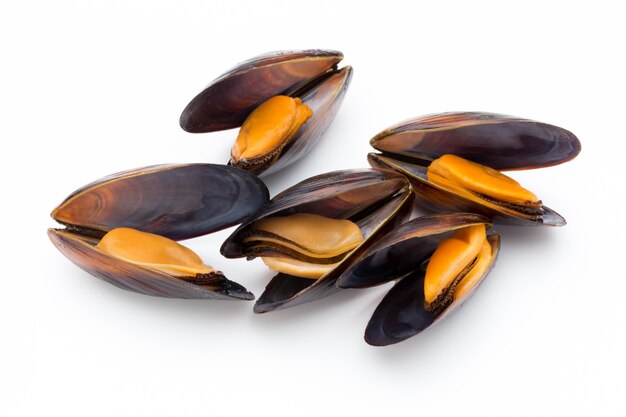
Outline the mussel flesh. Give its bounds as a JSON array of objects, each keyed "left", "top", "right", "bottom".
[
  {"left": 337, "top": 213, "right": 499, "bottom": 346},
  {"left": 221, "top": 168, "right": 414, "bottom": 312},
  {"left": 49, "top": 164, "right": 269, "bottom": 300},
  {"left": 369, "top": 112, "right": 581, "bottom": 226},
  {"left": 180, "top": 50, "right": 353, "bottom": 176},
  {"left": 242, "top": 213, "right": 364, "bottom": 279},
  {"left": 97, "top": 227, "right": 224, "bottom": 284}
]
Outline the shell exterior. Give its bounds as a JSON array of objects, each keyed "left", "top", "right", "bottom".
[
  {"left": 48, "top": 229, "right": 253, "bottom": 300},
  {"left": 258, "top": 66, "right": 352, "bottom": 176},
  {"left": 221, "top": 169, "right": 415, "bottom": 313},
  {"left": 338, "top": 213, "right": 492, "bottom": 288},
  {"left": 355, "top": 213, "right": 500, "bottom": 346},
  {"left": 368, "top": 153, "right": 566, "bottom": 226},
  {"left": 370, "top": 112, "right": 581, "bottom": 171},
  {"left": 52, "top": 164, "right": 269, "bottom": 240},
  {"left": 50, "top": 164, "right": 269, "bottom": 299},
  {"left": 180, "top": 49, "right": 344, "bottom": 133},
  {"left": 369, "top": 112, "right": 580, "bottom": 225},
  {"left": 179, "top": 49, "right": 353, "bottom": 176}
]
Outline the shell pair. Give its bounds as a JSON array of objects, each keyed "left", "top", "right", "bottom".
[{"left": 49, "top": 49, "right": 582, "bottom": 347}]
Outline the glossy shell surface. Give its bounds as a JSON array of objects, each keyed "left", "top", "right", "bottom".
[
  {"left": 52, "top": 164, "right": 269, "bottom": 240},
  {"left": 48, "top": 229, "right": 254, "bottom": 300},
  {"left": 221, "top": 169, "right": 414, "bottom": 313},
  {"left": 50, "top": 164, "right": 269, "bottom": 299},
  {"left": 259, "top": 66, "right": 352, "bottom": 176},
  {"left": 339, "top": 213, "right": 500, "bottom": 346},
  {"left": 365, "top": 234, "right": 500, "bottom": 346},
  {"left": 368, "top": 153, "right": 566, "bottom": 226},
  {"left": 371, "top": 112, "right": 581, "bottom": 171},
  {"left": 180, "top": 49, "right": 344, "bottom": 133},
  {"left": 368, "top": 112, "right": 581, "bottom": 226},
  {"left": 338, "top": 213, "right": 492, "bottom": 288}
]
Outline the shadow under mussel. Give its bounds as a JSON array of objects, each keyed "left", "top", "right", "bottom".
[
  {"left": 337, "top": 213, "right": 500, "bottom": 346},
  {"left": 221, "top": 169, "right": 414, "bottom": 313},
  {"left": 49, "top": 164, "right": 269, "bottom": 300},
  {"left": 368, "top": 112, "right": 581, "bottom": 226},
  {"left": 180, "top": 49, "right": 353, "bottom": 176}
]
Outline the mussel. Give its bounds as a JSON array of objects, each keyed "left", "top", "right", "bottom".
[
  {"left": 49, "top": 164, "right": 269, "bottom": 300},
  {"left": 221, "top": 169, "right": 414, "bottom": 312},
  {"left": 180, "top": 49, "right": 353, "bottom": 176},
  {"left": 368, "top": 112, "right": 581, "bottom": 226},
  {"left": 337, "top": 213, "right": 500, "bottom": 346}
]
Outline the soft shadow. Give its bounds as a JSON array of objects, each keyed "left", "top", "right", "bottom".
[
  {"left": 249, "top": 287, "right": 376, "bottom": 329},
  {"left": 495, "top": 224, "right": 558, "bottom": 248}
]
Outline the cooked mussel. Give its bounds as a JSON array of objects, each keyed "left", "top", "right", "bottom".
[
  {"left": 337, "top": 213, "right": 500, "bottom": 346},
  {"left": 180, "top": 49, "right": 353, "bottom": 176},
  {"left": 369, "top": 112, "right": 581, "bottom": 226},
  {"left": 49, "top": 164, "right": 269, "bottom": 300},
  {"left": 221, "top": 169, "right": 414, "bottom": 312},
  {"left": 242, "top": 213, "right": 365, "bottom": 279}
]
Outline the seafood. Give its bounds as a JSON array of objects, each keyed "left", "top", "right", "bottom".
[
  {"left": 369, "top": 112, "right": 581, "bottom": 226},
  {"left": 49, "top": 164, "right": 269, "bottom": 299},
  {"left": 337, "top": 213, "right": 500, "bottom": 346},
  {"left": 180, "top": 49, "right": 352, "bottom": 176},
  {"left": 242, "top": 213, "right": 365, "bottom": 279},
  {"left": 221, "top": 169, "right": 414, "bottom": 312}
]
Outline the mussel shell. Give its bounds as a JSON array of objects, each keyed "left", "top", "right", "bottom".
[
  {"left": 338, "top": 213, "right": 492, "bottom": 288},
  {"left": 180, "top": 50, "right": 343, "bottom": 133},
  {"left": 258, "top": 66, "right": 352, "bottom": 176},
  {"left": 368, "top": 153, "right": 566, "bottom": 227},
  {"left": 51, "top": 164, "right": 269, "bottom": 240},
  {"left": 221, "top": 169, "right": 414, "bottom": 313},
  {"left": 48, "top": 229, "right": 254, "bottom": 300},
  {"left": 364, "top": 233, "right": 500, "bottom": 346},
  {"left": 371, "top": 112, "right": 581, "bottom": 170}
]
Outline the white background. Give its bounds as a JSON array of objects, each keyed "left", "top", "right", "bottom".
[{"left": 2, "top": 1, "right": 624, "bottom": 416}]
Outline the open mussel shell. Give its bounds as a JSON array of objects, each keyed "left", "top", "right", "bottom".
[
  {"left": 368, "top": 153, "right": 566, "bottom": 226},
  {"left": 260, "top": 66, "right": 352, "bottom": 176},
  {"left": 48, "top": 229, "right": 253, "bottom": 300},
  {"left": 370, "top": 112, "right": 581, "bottom": 170},
  {"left": 179, "top": 49, "right": 353, "bottom": 176},
  {"left": 338, "top": 213, "right": 492, "bottom": 288},
  {"left": 180, "top": 50, "right": 344, "bottom": 133},
  {"left": 50, "top": 164, "right": 268, "bottom": 300},
  {"left": 337, "top": 213, "right": 500, "bottom": 346},
  {"left": 368, "top": 112, "right": 580, "bottom": 226},
  {"left": 221, "top": 169, "right": 414, "bottom": 312}
]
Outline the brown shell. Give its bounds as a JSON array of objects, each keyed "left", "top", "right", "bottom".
[
  {"left": 49, "top": 229, "right": 253, "bottom": 300},
  {"left": 370, "top": 112, "right": 581, "bottom": 171},
  {"left": 49, "top": 164, "right": 268, "bottom": 300},
  {"left": 368, "top": 153, "right": 566, "bottom": 226},
  {"left": 221, "top": 169, "right": 415, "bottom": 313},
  {"left": 365, "top": 233, "right": 500, "bottom": 346},
  {"left": 350, "top": 213, "right": 501, "bottom": 346},
  {"left": 51, "top": 164, "right": 269, "bottom": 240},
  {"left": 258, "top": 66, "right": 352, "bottom": 176},
  {"left": 180, "top": 50, "right": 343, "bottom": 133},
  {"left": 338, "top": 212, "right": 492, "bottom": 288}
]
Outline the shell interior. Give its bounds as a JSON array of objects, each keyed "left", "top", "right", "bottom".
[
  {"left": 180, "top": 49, "right": 344, "bottom": 133},
  {"left": 220, "top": 169, "right": 415, "bottom": 313},
  {"left": 364, "top": 233, "right": 500, "bottom": 346},
  {"left": 50, "top": 164, "right": 268, "bottom": 300},
  {"left": 338, "top": 213, "right": 492, "bottom": 288},
  {"left": 253, "top": 191, "right": 413, "bottom": 313},
  {"left": 258, "top": 66, "right": 352, "bottom": 176},
  {"left": 49, "top": 229, "right": 254, "bottom": 300},
  {"left": 368, "top": 153, "right": 566, "bottom": 227}
]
